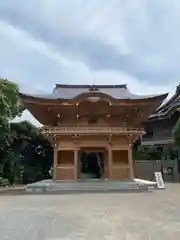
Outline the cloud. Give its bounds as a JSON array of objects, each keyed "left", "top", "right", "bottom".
[
  {"left": 0, "top": 0, "right": 180, "bottom": 124},
  {"left": 1, "top": 0, "right": 180, "bottom": 84}
]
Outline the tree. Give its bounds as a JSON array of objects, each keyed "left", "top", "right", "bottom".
[
  {"left": 172, "top": 118, "right": 180, "bottom": 168},
  {"left": 0, "top": 78, "right": 24, "bottom": 118},
  {"left": 1, "top": 121, "right": 53, "bottom": 184},
  {"left": 0, "top": 78, "right": 25, "bottom": 185},
  {"left": 0, "top": 79, "right": 52, "bottom": 185},
  {"left": 134, "top": 145, "right": 163, "bottom": 160},
  {"left": 173, "top": 117, "right": 180, "bottom": 145},
  {"left": 0, "top": 78, "right": 24, "bottom": 146}
]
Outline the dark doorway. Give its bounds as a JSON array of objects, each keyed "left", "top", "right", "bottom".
[{"left": 80, "top": 152, "right": 104, "bottom": 179}]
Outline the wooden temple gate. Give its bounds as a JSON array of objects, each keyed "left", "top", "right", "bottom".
[{"left": 20, "top": 84, "right": 167, "bottom": 181}]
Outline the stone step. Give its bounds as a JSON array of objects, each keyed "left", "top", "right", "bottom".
[{"left": 26, "top": 180, "right": 148, "bottom": 193}]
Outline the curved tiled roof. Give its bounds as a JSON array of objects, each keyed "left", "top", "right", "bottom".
[
  {"left": 149, "top": 101, "right": 180, "bottom": 120},
  {"left": 157, "top": 84, "right": 180, "bottom": 112},
  {"left": 149, "top": 84, "right": 180, "bottom": 120},
  {"left": 20, "top": 84, "right": 168, "bottom": 101}
]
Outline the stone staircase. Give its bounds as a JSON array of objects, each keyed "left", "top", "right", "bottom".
[{"left": 26, "top": 179, "right": 150, "bottom": 193}]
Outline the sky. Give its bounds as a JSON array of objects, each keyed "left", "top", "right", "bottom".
[{"left": 0, "top": 0, "right": 180, "bottom": 125}]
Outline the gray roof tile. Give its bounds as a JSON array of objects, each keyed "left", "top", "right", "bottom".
[{"left": 24, "top": 84, "right": 163, "bottom": 100}]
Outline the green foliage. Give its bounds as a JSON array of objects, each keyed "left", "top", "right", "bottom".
[
  {"left": 0, "top": 177, "right": 10, "bottom": 187},
  {"left": 134, "top": 145, "right": 163, "bottom": 160},
  {"left": 0, "top": 121, "right": 52, "bottom": 185},
  {"left": 0, "top": 78, "right": 24, "bottom": 120},
  {"left": 0, "top": 78, "right": 52, "bottom": 186},
  {"left": 134, "top": 143, "right": 178, "bottom": 161},
  {"left": 0, "top": 78, "right": 25, "bottom": 146},
  {"left": 173, "top": 117, "right": 180, "bottom": 145}
]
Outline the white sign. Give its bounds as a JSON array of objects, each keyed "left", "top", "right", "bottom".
[{"left": 155, "top": 172, "right": 165, "bottom": 189}]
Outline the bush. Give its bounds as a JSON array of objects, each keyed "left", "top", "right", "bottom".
[{"left": 0, "top": 177, "right": 10, "bottom": 187}]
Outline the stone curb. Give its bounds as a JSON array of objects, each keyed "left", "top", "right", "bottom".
[
  {"left": 0, "top": 188, "right": 151, "bottom": 195},
  {"left": 0, "top": 187, "right": 25, "bottom": 195}
]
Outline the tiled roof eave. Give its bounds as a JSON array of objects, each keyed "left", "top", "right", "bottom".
[
  {"left": 19, "top": 92, "right": 168, "bottom": 102},
  {"left": 148, "top": 101, "right": 180, "bottom": 120}
]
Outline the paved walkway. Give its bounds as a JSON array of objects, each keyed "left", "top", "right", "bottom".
[{"left": 0, "top": 183, "right": 180, "bottom": 239}]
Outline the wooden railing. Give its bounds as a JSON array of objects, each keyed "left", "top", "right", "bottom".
[{"left": 43, "top": 126, "right": 145, "bottom": 135}]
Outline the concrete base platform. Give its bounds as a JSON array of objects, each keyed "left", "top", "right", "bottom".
[
  {"left": 26, "top": 179, "right": 153, "bottom": 194},
  {"left": 134, "top": 178, "right": 157, "bottom": 188}
]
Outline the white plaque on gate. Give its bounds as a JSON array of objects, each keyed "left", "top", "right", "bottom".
[{"left": 155, "top": 172, "right": 165, "bottom": 189}]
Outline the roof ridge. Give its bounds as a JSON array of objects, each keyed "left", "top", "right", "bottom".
[{"left": 55, "top": 84, "right": 127, "bottom": 89}]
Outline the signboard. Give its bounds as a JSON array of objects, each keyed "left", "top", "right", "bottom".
[{"left": 155, "top": 172, "right": 165, "bottom": 189}]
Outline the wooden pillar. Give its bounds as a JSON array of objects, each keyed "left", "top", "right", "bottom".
[
  {"left": 128, "top": 144, "right": 134, "bottom": 180},
  {"left": 74, "top": 149, "right": 79, "bottom": 180},
  {"left": 53, "top": 148, "right": 58, "bottom": 181},
  {"left": 108, "top": 147, "right": 112, "bottom": 179}
]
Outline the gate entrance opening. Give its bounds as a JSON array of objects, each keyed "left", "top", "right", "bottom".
[{"left": 80, "top": 152, "right": 104, "bottom": 179}]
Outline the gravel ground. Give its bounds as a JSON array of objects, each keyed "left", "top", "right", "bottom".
[{"left": 0, "top": 183, "right": 180, "bottom": 239}]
